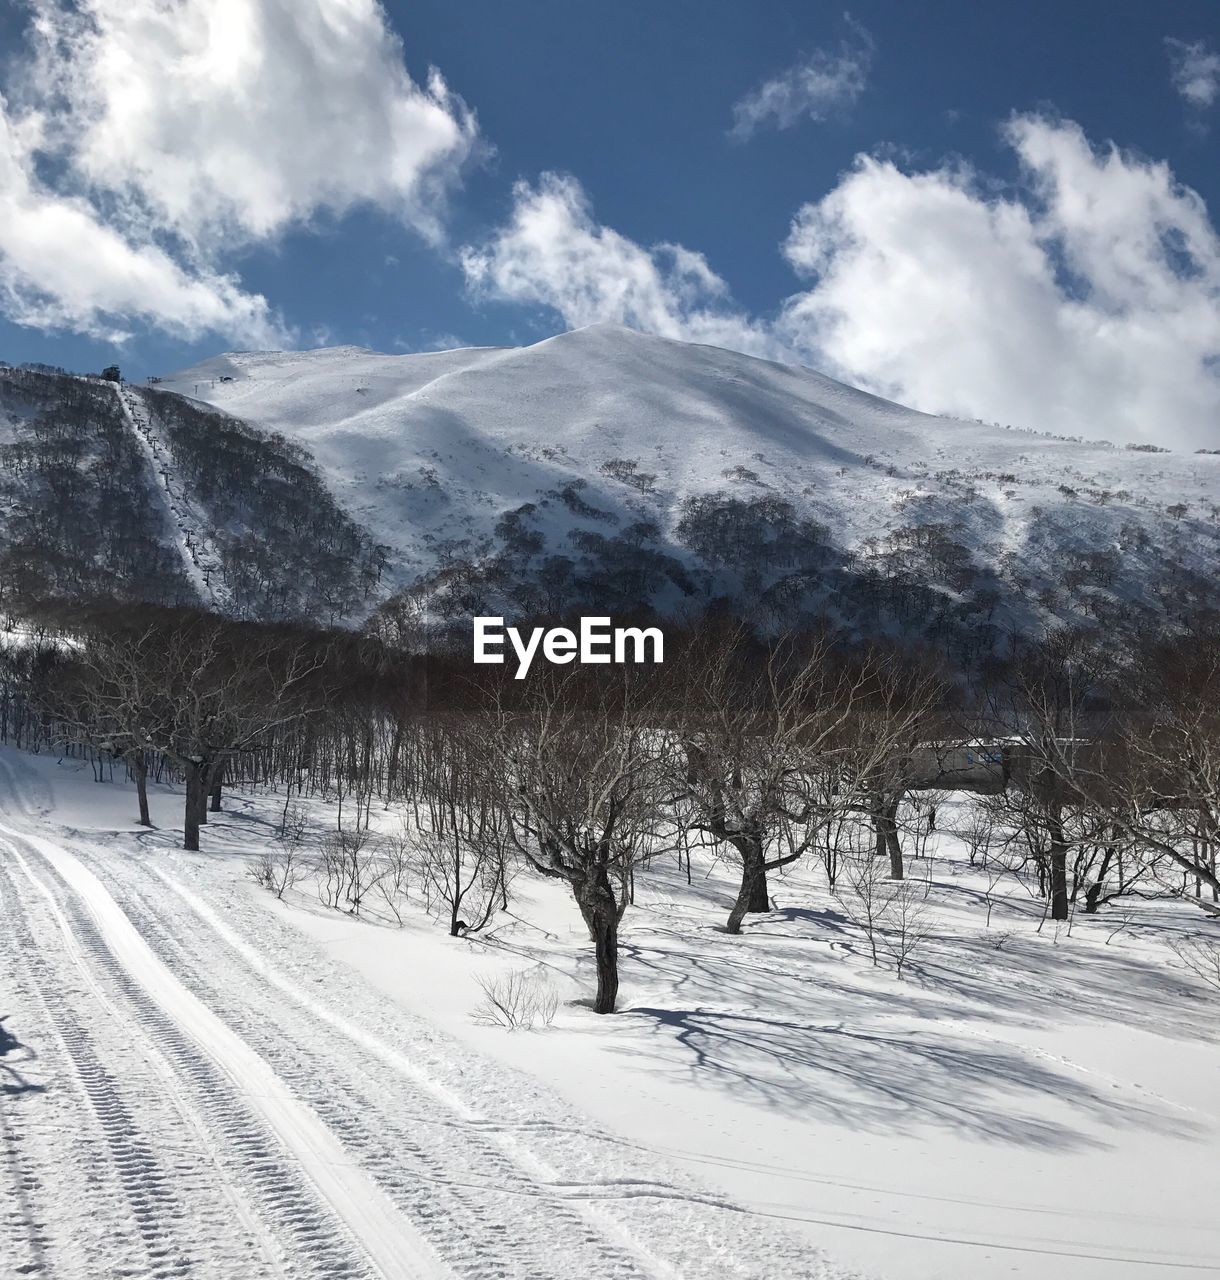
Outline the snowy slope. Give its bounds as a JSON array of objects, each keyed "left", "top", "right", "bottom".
[
  {"left": 5, "top": 743, "right": 1220, "bottom": 1279},
  {"left": 161, "top": 325, "right": 1220, "bottom": 623},
  {"left": 0, "top": 745, "right": 849, "bottom": 1280}
]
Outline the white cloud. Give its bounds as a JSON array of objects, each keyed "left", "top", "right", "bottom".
[
  {"left": 461, "top": 173, "right": 778, "bottom": 357},
  {"left": 0, "top": 93, "right": 282, "bottom": 344},
  {"left": 1166, "top": 37, "right": 1220, "bottom": 112},
  {"left": 729, "top": 21, "right": 873, "bottom": 141},
  {"left": 778, "top": 115, "right": 1220, "bottom": 449},
  {"left": 464, "top": 118, "right": 1220, "bottom": 450},
  {"left": 0, "top": 0, "right": 479, "bottom": 343}
]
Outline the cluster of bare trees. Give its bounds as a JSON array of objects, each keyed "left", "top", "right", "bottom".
[
  {"left": 971, "top": 630, "right": 1220, "bottom": 921},
  {"left": 30, "top": 604, "right": 374, "bottom": 849},
  {"left": 4, "top": 598, "right": 1219, "bottom": 1013}
]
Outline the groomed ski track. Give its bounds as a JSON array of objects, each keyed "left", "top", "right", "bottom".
[{"left": 0, "top": 752, "right": 841, "bottom": 1280}]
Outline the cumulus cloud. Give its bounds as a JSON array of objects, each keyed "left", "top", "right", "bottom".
[
  {"left": 0, "top": 0, "right": 479, "bottom": 343},
  {"left": 729, "top": 20, "right": 873, "bottom": 141},
  {"left": 461, "top": 173, "right": 778, "bottom": 357},
  {"left": 778, "top": 115, "right": 1220, "bottom": 448},
  {"left": 0, "top": 97, "right": 281, "bottom": 344},
  {"left": 464, "top": 118, "right": 1220, "bottom": 449},
  {"left": 1166, "top": 37, "right": 1220, "bottom": 112}
]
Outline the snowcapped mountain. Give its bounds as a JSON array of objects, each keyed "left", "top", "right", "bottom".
[
  {"left": 4, "top": 324, "right": 1218, "bottom": 640},
  {"left": 164, "top": 325, "right": 948, "bottom": 583},
  {"left": 160, "top": 324, "right": 1220, "bottom": 638}
]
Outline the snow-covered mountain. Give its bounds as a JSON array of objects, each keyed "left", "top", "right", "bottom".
[
  {"left": 4, "top": 325, "right": 1218, "bottom": 639},
  {"left": 161, "top": 324, "right": 1220, "bottom": 637}
]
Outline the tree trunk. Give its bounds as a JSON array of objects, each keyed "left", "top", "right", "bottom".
[
  {"left": 196, "top": 763, "right": 210, "bottom": 826},
  {"left": 1084, "top": 846, "right": 1114, "bottom": 914},
  {"left": 727, "top": 840, "right": 768, "bottom": 934},
  {"left": 589, "top": 908, "right": 619, "bottom": 1014},
  {"left": 874, "top": 796, "right": 903, "bottom": 879},
  {"left": 209, "top": 773, "right": 223, "bottom": 812},
  {"left": 184, "top": 765, "right": 204, "bottom": 851},
  {"left": 578, "top": 873, "right": 621, "bottom": 1013},
  {"left": 1049, "top": 842, "right": 1069, "bottom": 920},
  {"left": 449, "top": 846, "right": 464, "bottom": 936},
  {"left": 130, "top": 753, "right": 151, "bottom": 828},
  {"left": 387, "top": 720, "right": 404, "bottom": 801},
  {"left": 886, "top": 804, "right": 904, "bottom": 880},
  {"left": 748, "top": 859, "right": 769, "bottom": 911}
]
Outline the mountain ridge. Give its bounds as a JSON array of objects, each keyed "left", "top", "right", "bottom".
[{"left": 3, "top": 326, "right": 1217, "bottom": 645}]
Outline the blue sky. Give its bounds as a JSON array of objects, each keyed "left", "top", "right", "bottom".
[{"left": 0, "top": 1, "right": 1218, "bottom": 446}]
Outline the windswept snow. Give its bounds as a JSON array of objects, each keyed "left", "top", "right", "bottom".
[{"left": 161, "top": 324, "right": 1220, "bottom": 595}]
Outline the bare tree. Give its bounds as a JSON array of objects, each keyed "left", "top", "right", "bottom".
[
  {"left": 474, "top": 664, "right": 671, "bottom": 1014},
  {"left": 414, "top": 734, "right": 516, "bottom": 936},
  {"left": 945, "top": 803, "right": 996, "bottom": 867},
  {"left": 670, "top": 625, "right": 896, "bottom": 933},
  {"left": 1167, "top": 937, "right": 1220, "bottom": 995},
  {"left": 38, "top": 644, "right": 156, "bottom": 827},
  {"left": 1096, "top": 628, "right": 1220, "bottom": 902},
  {"left": 841, "top": 836, "right": 931, "bottom": 977},
  {"left": 62, "top": 612, "right": 329, "bottom": 850},
  {"left": 318, "top": 827, "right": 384, "bottom": 915},
  {"left": 984, "top": 631, "right": 1111, "bottom": 920},
  {"left": 853, "top": 651, "right": 957, "bottom": 882}
]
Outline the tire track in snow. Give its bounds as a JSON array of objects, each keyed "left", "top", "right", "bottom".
[
  {"left": 0, "top": 844, "right": 308, "bottom": 1279},
  {"left": 86, "top": 849, "right": 665, "bottom": 1280},
  {"left": 1, "top": 822, "right": 447, "bottom": 1280},
  {"left": 0, "top": 752, "right": 839, "bottom": 1280},
  {"left": 0, "top": 850, "right": 192, "bottom": 1279},
  {"left": 101, "top": 845, "right": 836, "bottom": 1280},
  {"left": 0, "top": 1092, "right": 48, "bottom": 1280},
  {"left": 0, "top": 884, "right": 53, "bottom": 1280}
]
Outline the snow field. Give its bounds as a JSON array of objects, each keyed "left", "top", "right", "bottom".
[
  {"left": 160, "top": 325, "right": 1220, "bottom": 604},
  {"left": 0, "top": 748, "right": 845, "bottom": 1280},
  {"left": 2, "top": 746, "right": 1219, "bottom": 1279}
]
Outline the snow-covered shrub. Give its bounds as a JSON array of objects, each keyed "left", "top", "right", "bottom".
[
  {"left": 945, "top": 805, "right": 996, "bottom": 867},
  {"left": 248, "top": 847, "right": 306, "bottom": 900},
  {"left": 318, "top": 828, "right": 378, "bottom": 915},
  {"left": 412, "top": 808, "right": 513, "bottom": 937},
  {"left": 840, "top": 850, "right": 931, "bottom": 978},
  {"left": 373, "top": 830, "right": 412, "bottom": 926}
]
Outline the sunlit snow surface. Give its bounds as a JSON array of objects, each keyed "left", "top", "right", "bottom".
[
  {"left": 2, "top": 745, "right": 1219, "bottom": 1279},
  {"left": 161, "top": 324, "right": 1220, "bottom": 605}
]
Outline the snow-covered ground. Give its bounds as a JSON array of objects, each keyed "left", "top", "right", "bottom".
[
  {"left": 159, "top": 325, "right": 1220, "bottom": 600},
  {"left": 2, "top": 745, "right": 1219, "bottom": 1279}
]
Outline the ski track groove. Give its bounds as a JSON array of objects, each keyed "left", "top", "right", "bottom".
[
  {"left": 78, "top": 845, "right": 662, "bottom": 1280},
  {"left": 0, "top": 841, "right": 371, "bottom": 1280},
  {"left": 0, "top": 751, "right": 838, "bottom": 1280},
  {"left": 110, "top": 844, "right": 833, "bottom": 1280}
]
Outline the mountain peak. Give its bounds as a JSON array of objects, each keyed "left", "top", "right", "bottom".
[{"left": 142, "top": 325, "right": 1220, "bottom": 640}]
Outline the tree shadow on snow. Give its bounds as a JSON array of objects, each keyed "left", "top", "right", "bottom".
[
  {"left": 619, "top": 1002, "right": 1194, "bottom": 1151},
  {"left": 0, "top": 1015, "right": 45, "bottom": 1098}
]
